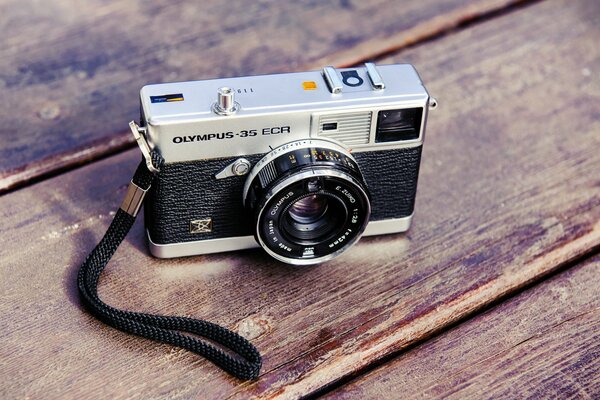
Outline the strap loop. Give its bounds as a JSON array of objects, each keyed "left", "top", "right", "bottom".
[{"left": 77, "top": 151, "right": 262, "bottom": 380}]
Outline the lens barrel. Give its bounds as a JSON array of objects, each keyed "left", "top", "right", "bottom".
[{"left": 243, "top": 139, "right": 371, "bottom": 265}]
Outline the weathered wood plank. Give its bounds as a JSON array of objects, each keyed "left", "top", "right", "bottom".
[
  {"left": 326, "top": 255, "right": 600, "bottom": 399},
  {"left": 0, "top": 0, "right": 527, "bottom": 192},
  {"left": 0, "top": 0, "right": 599, "bottom": 398}
]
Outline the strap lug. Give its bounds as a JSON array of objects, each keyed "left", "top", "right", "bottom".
[{"left": 129, "top": 121, "right": 160, "bottom": 174}]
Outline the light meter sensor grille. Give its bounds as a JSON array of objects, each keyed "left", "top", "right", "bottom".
[{"left": 318, "top": 112, "right": 371, "bottom": 145}]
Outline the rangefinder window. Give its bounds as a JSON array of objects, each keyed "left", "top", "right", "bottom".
[{"left": 375, "top": 108, "right": 423, "bottom": 142}]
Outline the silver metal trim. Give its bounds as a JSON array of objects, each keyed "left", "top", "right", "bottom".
[
  {"left": 146, "top": 216, "right": 412, "bottom": 259},
  {"left": 365, "top": 62, "right": 385, "bottom": 90},
  {"left": 147, "top": 232, "right": 258, "bottom": 258},
  {"left": 215, "top": 158, "right": 251, "bottom": 179},
  {"left": 362, "top": 215, "right": 412, "bottom": 236},
  {"left": 211, "top": 101, "right": 240, "bottom": 116},
  {"left": 428, "top": 97, "right": 438, "bottom": 110},
  {"left": 129, "top": 121, "right": 159, "bottom": 174},
  {"left": 120, "top": 181, "right": 148, "bottom": 217},
  {"left": 323, "top": 66, "right": 343, "bottom": 94}
]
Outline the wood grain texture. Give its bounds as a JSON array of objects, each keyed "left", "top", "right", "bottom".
[
  {"left": 0, "top": 0, "right": 599, "bottom": 398},
  {"left": 0, "top": 0, "right": 527, "bottom": 192},
  {"left": 326, "top": 255, "right": 600, "bottom": 399}
]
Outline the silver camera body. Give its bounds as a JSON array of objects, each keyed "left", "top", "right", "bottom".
[{"left": 138, "top": 63, "right": 434, "bottom": 265}]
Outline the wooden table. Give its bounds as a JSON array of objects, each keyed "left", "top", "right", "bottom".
[{"left": 1, "top": 0, "right": 598, "bottom": 398}]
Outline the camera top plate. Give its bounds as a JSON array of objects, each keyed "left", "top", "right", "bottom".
[{"left": 139, "top": 63, "right": 431, "bottom": 162}]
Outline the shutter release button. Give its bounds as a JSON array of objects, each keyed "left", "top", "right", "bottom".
[{"left": 212, "top": 87, "right": 240, "bottom": 115}]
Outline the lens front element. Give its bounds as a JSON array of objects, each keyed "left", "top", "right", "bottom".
[
  {"left": 288, "top": 194, "right": 329, "bottom": 224},
  {"left": 282, "top": 193, "right": 347, "bottom": 245},
  {"left": 244, "top": 140, "right": 371, "bottom": 265}
]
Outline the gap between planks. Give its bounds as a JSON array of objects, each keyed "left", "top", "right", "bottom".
[
  {"left": 308, "top": 248, "right": 600, "bottom": 399},
  {"left": 320, "top": 254, "right": 600, "bottom": 399}
]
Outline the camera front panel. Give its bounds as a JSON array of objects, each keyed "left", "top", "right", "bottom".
[
  {"left": 145, "top": 153, "right": 264, "bottom": 247},
  {"left": 145, "top": 144, "right": 423, "bottom": 259}
]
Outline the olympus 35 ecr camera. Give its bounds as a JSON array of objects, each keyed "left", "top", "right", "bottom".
[{"left": 132, "top": 63, "right": 436, "bottom": 265}]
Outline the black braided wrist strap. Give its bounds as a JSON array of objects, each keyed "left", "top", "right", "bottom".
[{"left": 77, "top": 151, "right": 262, "bottom": 380}]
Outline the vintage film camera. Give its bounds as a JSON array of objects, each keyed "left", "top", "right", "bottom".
[{"left": 131, "top": 63, "right": 436, "bottom": 265}]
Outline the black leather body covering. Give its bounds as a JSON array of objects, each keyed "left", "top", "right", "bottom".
[
  {"left": 145, "top": 146, "right": 422, "bottom": 245},
  {"left": 353, "top": 146, "right": 422, "bottom": 221}
]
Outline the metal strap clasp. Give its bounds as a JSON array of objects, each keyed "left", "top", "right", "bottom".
[
  {"left": 120, "top": 180, "right": 148, "bottom": 217},
  {"left": 129, "top": 121, "right": 159, "bottom": 174}
]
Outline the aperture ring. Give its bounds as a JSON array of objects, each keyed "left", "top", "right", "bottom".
[{"left": 243, "top": 139, "right": 357, "bottom": 205}]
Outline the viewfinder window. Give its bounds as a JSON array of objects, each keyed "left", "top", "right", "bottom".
[{"left": 375, "top": 108, "right": 422, "bottom": 142}]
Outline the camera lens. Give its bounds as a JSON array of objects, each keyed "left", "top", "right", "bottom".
[
  {"left": 282, "top": 194, "right": 346, "bottom": 244},
  {"left": 243, "top": 139, "right": 371, "bottom": 265}
]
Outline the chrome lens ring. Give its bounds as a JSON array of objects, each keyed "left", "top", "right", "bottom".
[{"left": 244, "top": 140, "right": 371, "bottom": 265}]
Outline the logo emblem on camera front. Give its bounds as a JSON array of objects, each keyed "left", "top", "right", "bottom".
[{"left": 190, "top": 218, "right": 213, "bottom": 233}]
